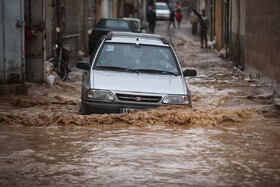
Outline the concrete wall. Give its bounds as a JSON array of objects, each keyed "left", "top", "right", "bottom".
[
  {"left": 61, "top": 0, "right": 80, "bottom": 67},
  {"left": 229, "top": 0, "right": 245, "bottom": 69},
  {"left": 45, "top": 1, "right": 54, "bottom": 60},
  {"left": 95, "top": 1, "right": 103, "bottom": 22},
  {"left": 245, "top": 0, "right": 280, "bottom": 87}
]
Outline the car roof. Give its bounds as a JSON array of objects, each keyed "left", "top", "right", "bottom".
[
  {"left": 105, "top": 31, "right": 170, "bottom": 47},
  {"left": 156, "top": 2, "right": 168, "bottom": 5},
  {"left": 123, "top": 17, "right": 140, "bottom": 22},
  {"left": 98, "top": 18, "right": 131, "bottom": 24},
  {"left": 100, "top": 18, "right": 129, "bottom": 21}
]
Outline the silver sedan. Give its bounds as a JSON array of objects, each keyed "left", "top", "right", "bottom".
[{"left": 77, "top": 32, "right": 196, "bottom": 114}]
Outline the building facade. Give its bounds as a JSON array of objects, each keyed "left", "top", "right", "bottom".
[
  {"left": 245, "top": 0, "right": 280, "bottom": 88},
  {"left": 201, "top": 0, "right": 279, "bottom": 90},
  {"left": 0, "top": 0, "right": 90, "bottom": 88}
]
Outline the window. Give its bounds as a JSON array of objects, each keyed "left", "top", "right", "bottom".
[{"left": 105, "top": 20, "right": 129, "bottom": 30}]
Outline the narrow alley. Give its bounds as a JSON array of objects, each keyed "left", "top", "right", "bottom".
[{"left": 0, "top": 7, "right": 280, "bottom": 187}]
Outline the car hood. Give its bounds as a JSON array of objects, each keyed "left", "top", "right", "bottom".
[{"left": 92, "top": 70, "right": 186, "bottom": 94}]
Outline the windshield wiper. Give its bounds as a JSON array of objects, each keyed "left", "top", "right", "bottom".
[
  {"left": 95, "top": 66, "right": 137, "bottom": 73},
  {"left": 134, "top": 69, "right": 178, "bottom": 76}
]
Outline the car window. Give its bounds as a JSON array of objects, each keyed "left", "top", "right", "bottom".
[
  {"left": 96, "top": 19, "right": 106, "bottom": 28},
  {"left": 95, "top": 43, "right": 180, "bottom": 74},
  {"left": 105, "top": 20, "right": 129, "bottom": 30},
  {"left": 130, "top": 21, "right": 138, "bottom": 32},
  {"left": 132, "top": 20, "right": 139, "bottom": 29}
]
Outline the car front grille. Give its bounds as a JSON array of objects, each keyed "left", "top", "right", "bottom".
[{"left": 116, "top": 93, "right": 162, "bottom": 103}]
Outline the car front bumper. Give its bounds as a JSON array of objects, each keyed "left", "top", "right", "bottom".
[
  {"left": 156, "top": 14, "right": 170, "bottom": 20},
  {"left": 82, "top": 99, "right": 160, "bottom": 114}
]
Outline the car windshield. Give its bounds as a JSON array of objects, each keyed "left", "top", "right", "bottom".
[
  {"left": 94, "top": 43, "right": 180, "bottom": 75},
  {"left": 156, "top": 4, "right": 169, "bottom": 10}
]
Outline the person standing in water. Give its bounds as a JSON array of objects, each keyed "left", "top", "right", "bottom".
[{"left": 192, "top": 8, "right": 209, "bottom": 48}]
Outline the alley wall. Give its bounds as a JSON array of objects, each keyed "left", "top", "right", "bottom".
[
  {"left": 229, "top": 0, "right": 245, "bottom": 69},
  {"left": 245, "top": 0, "right": 280, "bottom": 87}
]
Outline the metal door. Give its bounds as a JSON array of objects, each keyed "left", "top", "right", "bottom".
[
  {"left": 0, "top": 0, "right": 25, "bottom": 84},
  {"left": 25, "top": 0, "right": 45, "bottom": 82}
]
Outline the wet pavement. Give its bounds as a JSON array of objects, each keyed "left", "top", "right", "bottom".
[{"left": 1, "top": 17, "right": 280, "bottom": 186}]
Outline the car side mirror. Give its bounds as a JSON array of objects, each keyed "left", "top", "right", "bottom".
[
  {"left": 77, "top": 61, "right": 91, "bottom": 71},
  {"left": 183, "top": 69, "right": 197, "bottom": 77}
]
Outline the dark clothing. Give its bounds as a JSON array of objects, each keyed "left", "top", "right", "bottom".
[
  {"left": 192, "top": 22, "right": 198, "bottom": 35},
  {"left": 200, "top": 29, "right": 207, "bottom": 42},
  {"left": 169, "top": 10, "right": 175, "bottom": 21},
  {"left": 147, "top": 10, "right": 156, "bottom": 33},
  {"left": 167, "top": 11, "right": 176, "bottom": 29}
]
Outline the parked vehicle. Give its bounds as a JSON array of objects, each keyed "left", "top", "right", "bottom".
[
  {"left": 77, "top": 32, "right": 197, "bottom": 114},
  {"left": 88, "top": 18, "right": 138, "bottom": 54},
  {"left": 122, "top": 17, "right": 146, "bottom": 33},
  {"left": 49, "top": 41, "right": 71, "bottom": 81},
  {"left": 155, "top": 2, "right": 171, "bottom": 20}
]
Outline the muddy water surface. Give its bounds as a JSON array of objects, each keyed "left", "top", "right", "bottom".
[{"left": 1, "top": 118, "right": 280, "bottom": 186}]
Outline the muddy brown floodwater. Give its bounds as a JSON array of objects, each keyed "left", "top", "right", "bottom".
[{"left": 0, "top": 21, "right": 280, "bottom": 186}]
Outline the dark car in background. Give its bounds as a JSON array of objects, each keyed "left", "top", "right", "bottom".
[
  {"left": 123, "top": 17, "right": 146, "bottom": 33},
  {"left": 89, "top": 18, "right": 138, "bottom": 54}
]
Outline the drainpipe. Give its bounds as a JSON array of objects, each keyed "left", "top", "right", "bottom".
[
  {"left": 229, "top": 0, "right": 232, "bottom": 57},
  {"left": 236, "top": 0, "right": 241, "bottom": 68},
  {"left": 143, "top": 0, "right": 147, "bottom": 27},
  {"left": 210, "top": 0, "right": 213, "bottom": 41}
]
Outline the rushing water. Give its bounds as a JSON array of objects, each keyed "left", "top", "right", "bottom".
[{"left": 0, "top": 117, "right": 280, "bottom": 186}]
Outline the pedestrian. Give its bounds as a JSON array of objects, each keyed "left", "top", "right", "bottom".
[
  {"left": 175, "top": 1, "right": 181, "bottom": 12},
  {"left": 192, "top": 8, "right": 209, "bottom": 48},
  {"left": 167, "top": 9, "right": 176, "bottom": 29},
  {"left": 190, "top": 9, "right": 198, "bottom": 35},
  {"left": 176, "top": 9, "right": 183, "bottom": 29},
  {"left": 147, "top": 7, "right": 156, "bottom": 33},
  {"left": 147, "top": 3, "right": 153, "bottom": 12}
]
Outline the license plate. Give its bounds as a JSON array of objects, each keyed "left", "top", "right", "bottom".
[{"left": 120, "top": 108, "right": 138, "bottom": 114}]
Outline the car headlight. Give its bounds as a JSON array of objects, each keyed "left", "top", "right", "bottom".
[
  {"left": 87, "top": 89, "right": 114, "bottom": 101},
  {"left": 162, "top": 95, "right": 190, "bottom": 105}
]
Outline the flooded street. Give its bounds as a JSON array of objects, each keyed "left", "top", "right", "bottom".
[
  {"left": 1, "top": 121, "right": 280, "bottom": 186},
  {"left": 1, "top": 19, "right": 280, "bottom": 186}
]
